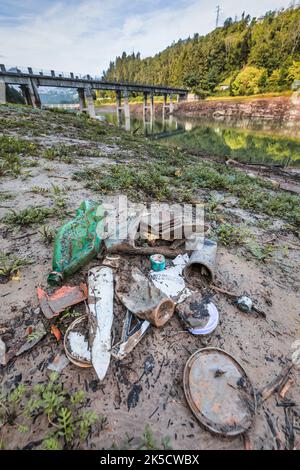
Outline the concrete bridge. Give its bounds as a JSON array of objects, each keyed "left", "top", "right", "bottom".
[{"left": 0, "top": 65, "right": 187, "bottom": 120}]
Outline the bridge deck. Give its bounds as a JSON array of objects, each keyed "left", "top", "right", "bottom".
[{"left": 0, "top": 68, "right": 187, "bottom": 95}]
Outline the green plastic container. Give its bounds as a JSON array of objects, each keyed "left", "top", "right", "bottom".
[{"left": 48, "top": 200, "right": 104, "bottom": 286}]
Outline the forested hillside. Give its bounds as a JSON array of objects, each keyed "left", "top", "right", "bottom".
[{"left": 102, "top": 7, "right": 300, "bottom": 96}]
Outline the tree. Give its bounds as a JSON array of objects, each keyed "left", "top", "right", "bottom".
[{"left": 231, "top": 66, "right": 268, "bottom": 95}]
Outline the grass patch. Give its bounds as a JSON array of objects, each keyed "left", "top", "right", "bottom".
[
  {"left": 0, "top": 373, "right": 106, "bottom": 450},
  {"left": 3, "top": 206, "right": 55, "bottom": 226},
  {"left": 74, "top": 163, "right": 173, "bottom": 201},
  {"left": 213, "top": 222, "right": 250, "bottom": 246},
  {"left": 0, "top": 135, "right": 38, "bottom": 176},
  {"left": 0, "top": 192, "right": 15, "bottom": 202},
  {"left": 43, "top": 145, "right": 75, "bottom": 164},
  {"left": 39, "top": 225, "right": 56, "bottom": 245},
  {"left": 0, "top": 253, "right": 32, "bottom": 283}
]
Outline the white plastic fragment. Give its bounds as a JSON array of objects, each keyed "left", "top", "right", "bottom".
[
  {"left": 0, "top": 338, "right": 7, "bottom": 366},
  {"left": 150, "top": 253, "right": 192, "bottom": 304},
  {"left": 68, "top": 331, "right": 91, "bottom": 362},
  {"left": 88, "top": 266, "right": 114, "bottom": 381},
  {"left": 47, "top": 353, "right": 70, "bottom": 373},
  {"left": 188, "top": 302, "right": 219, "bottom": 335}
]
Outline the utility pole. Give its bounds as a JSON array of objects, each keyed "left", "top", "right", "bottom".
[{"left": 216, "top": 5, "right": 220, "bottom": 28}]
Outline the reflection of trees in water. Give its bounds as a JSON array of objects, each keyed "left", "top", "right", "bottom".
[
  {"left": 97, "top": 109, "right": 300, "bottom": 167},
  {"left": 166, "top": 126, "right": 300, "bottom": 167}
]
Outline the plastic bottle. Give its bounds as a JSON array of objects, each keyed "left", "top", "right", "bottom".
[{"left": 48, "top": 200, "right": 104, "bottom": 285}]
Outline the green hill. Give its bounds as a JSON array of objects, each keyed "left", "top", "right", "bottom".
[{"left": 102, "top": 7, "right": 300, "bottom": 97}]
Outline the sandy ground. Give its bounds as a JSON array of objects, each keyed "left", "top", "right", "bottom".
[{"left": 0, "top": 105, "right": 300, "bottom": 450}]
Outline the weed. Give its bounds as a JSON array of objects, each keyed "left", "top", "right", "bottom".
[
  {"left": 43, "top": 145, "right": 74, "bottom": 164},
  {"left": 30, "top": 185, "right": 50, "bottom": 194},
  {"left": 0, "top": 373, "right": 102, "bottom": 450},
  {"left": 0, "top": 253, "right": 31, "bottom": 283},
  {"left": 245, "top": 240, "right": 276, "bottom": 261},
  {"left": 0, "top": 135, "right": 38, "bottom": 177},
  {"left": 3, "top": 206, "right": 55, "bottom": 227},
  {"left": 39, "top": 225, "right": 56, "bottom": 245},
  {"left": 42, "top": 437, "right": 63, "bottom": 450},
  {"left": 214, "top": 223, "right": 250, "bottom": 246},
  {"left": 114, "top": 425, "right": 172, "bottom": 450},
  {"left": 0, "top": 192, "right": 15, "bottom": 202},
  {"left": 74, "top": 163, "right": 172, "bottom": 201}
]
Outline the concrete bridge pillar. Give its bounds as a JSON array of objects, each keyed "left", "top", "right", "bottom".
[
  {"left": 169, "top": 94, "right": 174, "bottom": 114},
  {"left": 123, "top": 89, "right": 130, "bottom": 119},
  {"left": 116, "top": 90, "right": 122, "bottom": 125},
  {"left": 85, "top": 87, "right": 95, "bottom": 117},
  {"left": 162, "top": 93, "right": 168, "bottom": 117},
  {"left": 143, "top": 92, "right": 148, "bottom": 118},
  {"left": 77, "top": 88, "right": 86, "bottom": 112},
  {"left": 21, "top": 85, "right": 33, "bottom": 106},
  {"left": 28, "top": 79, "right": 41, "bottom": 108},
  {"left": 123, "top": 89, "right": 130, "bottom": 131},
  {"left": 150, "top": 93, "right": 154, "bottom": 118},
  {"left": 0, "top": 79, "right": 6, "bottom": 104}
]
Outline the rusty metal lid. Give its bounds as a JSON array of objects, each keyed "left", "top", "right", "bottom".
[{"left": 183, "top": 348, "right": 256, "bottom": 436}]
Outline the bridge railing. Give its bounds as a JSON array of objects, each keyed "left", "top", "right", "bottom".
[
  {"left": 0, "top": 64, "right": 187, "bottom": 91},
  {"left": 0, "top": 64, "right": 103, "bottom": 81}
]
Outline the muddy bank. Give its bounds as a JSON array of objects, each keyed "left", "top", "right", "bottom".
[
  {"left": 173, "top": 96, "right": 300, "bottom": 122},
  {"left": 0, "top": 104, "right": 300, "bottom": 450}
]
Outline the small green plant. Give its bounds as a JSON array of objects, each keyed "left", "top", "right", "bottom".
[
  {"left": 43, "top": 145, "right": 74, "bottom": 164},
  {"left": 214, "top": 223, "right": 250, "bottom": 246},
  {"left": 50, "top": 184, "right": 68, "bottom": 213},
  {"left": 0, "top": 192, "right": 15, "bottom": 202},
  {"left": 116, "top": 425, "right": 172, "bottom": 451},
  {"left": 31, "top": 185, "right": 50, "bottom": 194},
  {"left": 0, "top": 373, "right": 102, "bottom": 450},
  {"left": 42, "top": 437, "right": 63, "bottom": 450},
  {"left": 0, "top": 135, "right": 38, "bottom": 177},
  {"left": 0, "top": 252, "right": 31, "bottom": 283},
  {"left": 3, "top": 206, "right": 55, "bottom": 227},
  {"left": 39, "top": 225, "right": 56, "bottom": 245},
  {"left": 245, "top": 240, "right": 276, "bottom": 261}
]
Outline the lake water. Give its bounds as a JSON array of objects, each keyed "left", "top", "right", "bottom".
[{"left": 96, "top": 107, "right": 300, "bottom": 167}]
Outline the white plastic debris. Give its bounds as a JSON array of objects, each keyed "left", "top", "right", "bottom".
[
  {"left": 150, "top": 253, "right": 192, "bottom": 304},
  {"left": 47, "top": 354, "right": 70, "bottom": 373},
  {"left": 0, "top": 338, "right": 7, "bottom": 366},
  {"left": 188, "top": 302, "right": 219, "bottom": 335},
  {"left": 88, "top": 266, "right": 114, "bottom": 381},
  {"left": 68, "top": 331, "right": 91, "bottom": 362}
]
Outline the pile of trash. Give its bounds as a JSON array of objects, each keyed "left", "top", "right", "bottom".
[{"left": 1, "top": 199, "right": 294, "bottom": 440}]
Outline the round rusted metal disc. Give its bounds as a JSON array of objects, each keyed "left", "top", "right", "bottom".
[{"left": 183, "top": 348, "right": 256, "bottom": 436}]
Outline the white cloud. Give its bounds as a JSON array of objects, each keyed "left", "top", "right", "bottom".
[{"left": 0, "top": 0, "right": 290, "bottom": 75}]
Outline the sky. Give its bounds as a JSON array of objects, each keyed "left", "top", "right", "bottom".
[{"left": 0, "top": 0, "right": 293, "bottom": 75}]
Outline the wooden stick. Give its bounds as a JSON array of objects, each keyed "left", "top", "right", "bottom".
[{"left": 258, "top": 364, "right": 294, "bottom": 404}]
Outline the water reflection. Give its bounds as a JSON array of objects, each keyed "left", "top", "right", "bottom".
[{"left": 96, "top": 107, "right": 300, "bottom": 167}]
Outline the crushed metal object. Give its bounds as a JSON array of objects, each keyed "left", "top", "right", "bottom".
[
  {"left": 116, "top": 267, "right": 175, "bottom": 327},
  {"left": 111, "top": 310, "right": 151, "bottom": 360},
  {"left": 183, "top": 348, "right": 256, "bottom": 436},
  {"left": 37, "top": 283, "right": 88, "bottom": 319}
]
